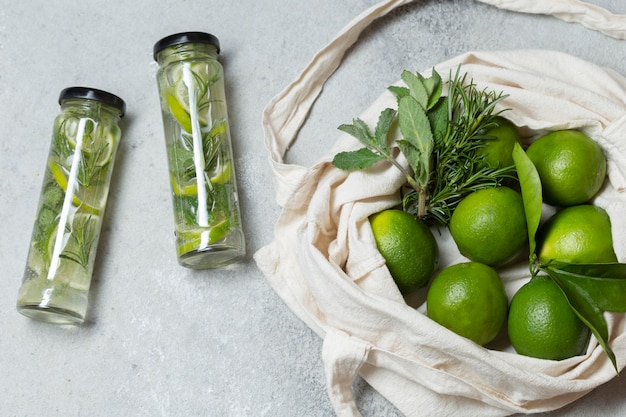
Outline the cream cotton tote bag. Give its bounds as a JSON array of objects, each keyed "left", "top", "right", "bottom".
[{"left": 254, "top": 0, "right": 626, "bottom": 416}]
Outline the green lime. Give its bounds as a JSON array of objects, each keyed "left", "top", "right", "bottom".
[
  {"left": 479, "top": 116, "right": 521, "bottom": 169},
  {"left": 526, "top": 130, "right": 607, "bottom": 207},
  {"left": 48, "top": 162, "right": 101, "bottom": 215},
  {"left": 176, "top": 218, "right": 231, "bottom": 257},
  {"left": 370, "top": 209, "right": 439, "bottom": 294},
  {"left": 427, "top": 262, "right": 508, "bottom": 346},
  {"left": 449, "top": 186, "right": 528, "bottom": 266},
  {"left": 537, "top": 204, "right": 618, "bottom": 265},
  {"left": 508, "top": 275, "right": 590, "bottom": 360}
]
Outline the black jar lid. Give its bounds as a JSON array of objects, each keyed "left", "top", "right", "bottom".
[
  {"left": 59, "top": 87, "right": 126, "bottom": 117},
  {"left": 153, "top": 31, "right": 221, "bottom": 61}
]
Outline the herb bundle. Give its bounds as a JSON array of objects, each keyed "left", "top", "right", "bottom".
[{"left": 332, "top": 67, "right": 516, "bottom": 225}]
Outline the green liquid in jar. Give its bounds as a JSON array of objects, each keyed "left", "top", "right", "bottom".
[{"left": 157, "top": 54, "right": 244, "bottom": 269}]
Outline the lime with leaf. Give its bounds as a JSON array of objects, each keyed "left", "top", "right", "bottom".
[
  {"left": 508, "top": 275, "right": 591, "bottom": 360},
  {"left": 526, "top": 130, "right": 607, "bottom": 207},
  {"left": 449, "top": 186, "right": 528, "bottom": 266},
  {"left": 513, "top": 141, "right": 626, "bottom": 370}
]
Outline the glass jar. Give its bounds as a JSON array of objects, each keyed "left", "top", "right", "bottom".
[
  {"left": 16, "top": 87, "right": 126, "bottom": 325},
  {"left": 153, "top": 32, "right": 245, "bottom": 269}
]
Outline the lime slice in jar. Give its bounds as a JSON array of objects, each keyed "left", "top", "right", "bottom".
[
  {"left": 170, "top": 160, "right": 232, "bottom": 196},
  {"left": 165, "top": 93, "right": 194, "bottom": 134},
  {"left": 176, "top": 218, "right": 231, "bottom": 257},
  {"left": 62, "top": 117, "right": 115, "bottom": 167},
  {"left": 86, "top": 129, "right": 114, "bottom": 167},
  {"left": 61, "top": 116, "right": 80, "bottom": 143},
  {"left": 48, "top": 162, "right": 102, "bottom": 215},
  {"left": 170, "top": 172, "right": 198, "bottom": 196},
  {"left": 165, "top": 62, "right": 214, "bottom": 132},
  {"left": 209, "top": 160, "right": 232, "bottom": 185}
]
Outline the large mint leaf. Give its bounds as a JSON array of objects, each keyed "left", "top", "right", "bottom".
[
  {"left": 401, "top": 70, "right": 429, "bottom": 109},
  {"left": 421, "top": 69, "right": 443, "bottom": 110},
  {"left": 374, "top": 108, "right": 397, "bottom": 150},
  {"left": 338, "top": 118, "right": 378, "bottom": 149},
  {"left": 398, "top": 95, "right": 434, "bottom": 188},
  {"left": 332, "top": 148, "right": 385, "bottom": 170},
  {"left": 427, "top": 96, "right": 448, "bottom": 145}
]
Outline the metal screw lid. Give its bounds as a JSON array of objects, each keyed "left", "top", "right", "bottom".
[
  {"left": 59, "top": 87, "right": 126, "bottom": 117},
  {"left": 153, "top": 31, "right": 221, "bottom": 61}
]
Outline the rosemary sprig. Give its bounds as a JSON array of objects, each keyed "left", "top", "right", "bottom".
[
  {"left": 52, "top": 118, "right": 75, "bottom": 161},
  {"left": 178, "top": 120, "right": 227, "bottom": 181},
  {"left": 77, "top": 141, "right": 110, "bottom": 187},
  {"left": 59, "top": 215, "right": 96, "bottom": 269},
  {"left": 193, "top": 68, "right": 220, "bottom": 114},
  {"left": 332, "top": 66, "right": 516, "bottom": 225},
  {"left": 52, "top": 116, "right": 111, "bottom": 188}
]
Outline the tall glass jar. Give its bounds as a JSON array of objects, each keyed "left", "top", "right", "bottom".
[
  {"left": 153, "top": 32, "right": 245, "bottom": 269},
  {"left": 16, "top": 87, "right": 126, "bottom": 325}
]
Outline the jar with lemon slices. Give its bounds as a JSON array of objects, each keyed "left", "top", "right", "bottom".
[
  {"left": 154, "top": 32, "right": 245, "bottom": 269},
  {"left": 16, "top": 87, "right": 126, "bottom": 325}
]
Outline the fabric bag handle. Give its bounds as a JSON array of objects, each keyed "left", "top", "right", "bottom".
[
  {"left": 261, "top": 0, "right": 414, "bottom": 207},
  {"left": 480, "top": 0, "right": 626, "bottom": 39}
]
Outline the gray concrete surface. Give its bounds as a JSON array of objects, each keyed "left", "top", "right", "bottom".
[{"left": 1, "top": 1, "right": 625, "bottom": 416}]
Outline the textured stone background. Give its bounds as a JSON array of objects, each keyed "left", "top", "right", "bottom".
[{"left": 0, "top": 1, "right": 625, "bottom": 416}]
